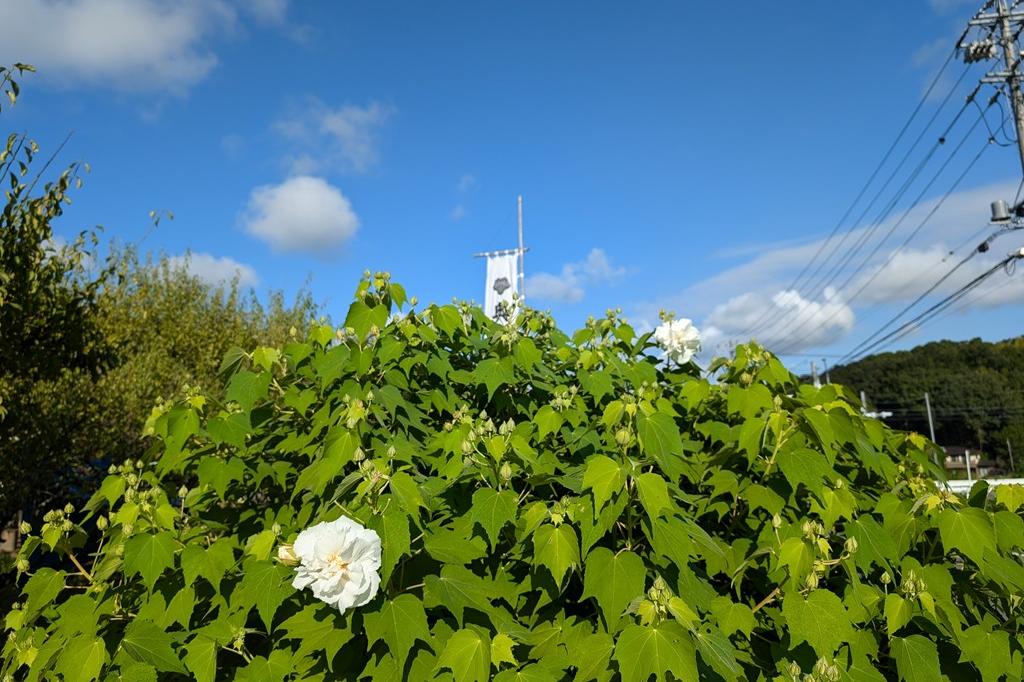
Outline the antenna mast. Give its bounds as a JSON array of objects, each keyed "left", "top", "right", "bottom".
[{"left": 517, "top": 195, "right": 526, "bottom": 300}]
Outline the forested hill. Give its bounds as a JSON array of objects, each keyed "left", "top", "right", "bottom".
[{"left": 828, "top": 337, "right": 1024, "bottom": 466}]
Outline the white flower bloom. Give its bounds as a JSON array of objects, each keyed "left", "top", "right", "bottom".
[
  {"left": 290, "top": 516, "right": 382, "bottom": 613},
  {"left": 653, "top": 318, "right": 701, "bottom": 364}
]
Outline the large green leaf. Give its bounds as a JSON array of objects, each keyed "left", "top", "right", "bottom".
[
  {"left": 782, "top": 589, "right": 853, "bottom": 657},
  {"left": 365, "top": 594, "right": 431, "bottom": 670},
  {"left": 22, "top": 567, "right": 65, "bottom": 616},
  {"left": 533, "top": 523, "right": 580, "bottom": 585},
  {"left": 180, "top": 539, "right": 236, "bottom": 589},
  {"left": 368, "top": 505, "right": 411, "bottom": 583},
  {"left": 582, "top": 455, "right": 625, "bottom": 511},
  {"left": 613, "top": 622, "right": 697, "bottom": 682},
  {"left": 344, "top": 300, "right": 388, "bottom": 339},
  {"left": 582, "top": 548, "right": 645, "bottom": 627},
  {"left": 471, "top": 488, "right": 519, "bottom": 547},
  {"left": 937, "top": 507, "right": 996, "bottom": 566},
  {"left": 233, "top": 559, "right": 294, "bottom": 632},
  {"left": 121, "top": 620, "right": 186, "bottom": 673},
  {"left": 56, "top": 635, "right": 106, "bottom": 682},
  {"left": 423, "top": 565, "right": 493, "bottom": 623},
  {"left": 435, "top": 628, "right": 491, "bottom": 682},
  {"left": 634, "top": 472, "right": 672, "bottom": 519},
  {"left": 636, "top": 412, "right": 684, "bottom": 476},
  {"left": 890, "top": 635, "right": 941, "bottom": 682},
  {"left": 183, "top": 636, "right": 218, "bottom": 682},
  {"left": 124, "top": 532, "right": 177, "bottom": 591},
  {"left": 225, "top": 370, "right": 270, "bottom": 411}
]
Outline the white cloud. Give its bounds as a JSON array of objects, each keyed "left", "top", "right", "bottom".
[
  {"left": 242, "top": 176, "right": 359, "bottom": 254},
  {"left": 274, "top": 99, "right": 395, "bottom": 174},
  {"left": 632, "top": 179, "right": 1023, "bottom": 355},
  {"left": 0, "top": 1, "right": 300, "bottom": 93},
  {"left": 0, "top": 0, "right": 237, "bottom": 92},
  {"left": 702, "top": 288, "right": 855, "bottom": 355},
  {"left": 243, "top": 0, "right": 288, "bottom": 24},
  {"left": 451, "top": 204, "right": 467, "bottom": 221},
  {"left": 168, "top": 252, "right": 258, "bottom": 287},
  {"left": 457, "top": 174, "right": 476, "bottom": 192},
  {"left": 526, "top": 248, "right": 626, "bottom": 303},
  {"left": 854, "top": 244, "right": 1024, "bottom": 308}
]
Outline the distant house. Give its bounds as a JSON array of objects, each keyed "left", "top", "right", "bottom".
[{"left": 943, "top": 445, "right": 1001, "bottom": 479}]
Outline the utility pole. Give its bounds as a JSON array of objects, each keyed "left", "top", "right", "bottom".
[
  {"left": 811, "top": 361, "right": 820, "bottom": 388},
  {"left": 924, "top": 392, "right": 939, "bottom": 465},
  {"left": 969, "top": 0, "right": 1024, "bottom": 174},
  {"left": 998, "top": 0, "right": 1024, "bottom": 174},
  {"left": 517, "top": 196, "right": 525, "bottom": 300},
  {"left": 1008, "top": 437, "right": 1016, "bottom": 472},
  {"left": 822, "top": 357, "right": 831, "bottom": 384}
]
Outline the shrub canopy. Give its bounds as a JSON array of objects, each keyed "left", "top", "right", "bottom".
[{"left": 6, "top": 275, "right": 1024, "bottom": 681}]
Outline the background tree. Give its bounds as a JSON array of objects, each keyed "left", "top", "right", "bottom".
[
  {"left": 829, "top": 337, "right": 1024, "bottom": 471},
  {"left": 0, "top": 67, "right": 318, "bottom": 524}
]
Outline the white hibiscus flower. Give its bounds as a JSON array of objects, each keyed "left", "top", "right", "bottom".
[
  {"left": 653, "top": 318, "right": 701, "bottom": 364},
  {"left": 283, "top": 515, "right": 382, "bottom": 614}
]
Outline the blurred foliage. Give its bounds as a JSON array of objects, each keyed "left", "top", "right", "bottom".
[{"left": 829, "top": 338, "right": 1024, "bottom": 469}]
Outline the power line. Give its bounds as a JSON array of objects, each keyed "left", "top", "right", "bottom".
[
  {"left": 838, "top": 216, "right": 1022, "bottom": 362},
  {"left": 732, "top": 52, "right": 971, "bottom": 339},
  {"left": 774, "top": 103, "right": 997, "bottom": 353},
  {"left": 842, "top": 248, "right": 1024, "bottom": 361}
]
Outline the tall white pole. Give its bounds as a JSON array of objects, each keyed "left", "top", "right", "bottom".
[
  {"left": 517, "top": 195, "right": 525, "bottom": 299},
  {"left": 924, "top": 391, "right": 938, "bottom": 466},
  {"left": 965, "top": 448, "right": 973, "bottom": 483}
]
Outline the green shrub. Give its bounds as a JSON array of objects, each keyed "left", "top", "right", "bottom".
[{"left": 5, "top": 275, "right": 1024, "bottom": 681}]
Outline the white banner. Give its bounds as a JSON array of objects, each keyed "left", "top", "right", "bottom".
[{"left": 484, "top": 252, "right": 519, "bottom": 319}]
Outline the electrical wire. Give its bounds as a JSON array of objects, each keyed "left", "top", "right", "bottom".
[
  {"left": 839, "top": 214, "right": 1023, "bottom": 362},
  {"left": 843, "top": 250, "right": 1023, "bottom": 361},
  {"left": 774, "top": 102, "right": 996, "bottom": 353},
  {"left": 731, "top": 51, "right": 968, "bottom": 339},
  {"left": 759, "top": 85, "right": 984, "bottom": 349}
]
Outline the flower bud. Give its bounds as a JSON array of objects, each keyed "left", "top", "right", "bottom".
[
  {"left": 15, "top": 558, "right": 29, "bottom": 573},
  {"left": 108, "top": 464, "right": 118, "bottom": 475},
  {"left": 271, "top": 523, "right": 282, "bottom": 536},
  {"left": 63, "top": 503, "right": 74, "bottom": 514},
  {"left": 386, "top": 444, "right": 397, "bottom": 459},
  {"left": 804, "top": 572, "right": 819, "bottom": 590},
  {"left": 277, "top": 544, "right": 299, "bottom": 565},
  {"left": 500, "top": 462, "right": 513, "bottom": 482},
  {"left": 844, "top": 537, "right": 858, "bottom": 554},
  {"left": 178, "top": 485, "right": 189, "bottom": 499},
  {"left": 96, "top": 516, "right": 108, "bottom": 531},
  {"left": 771, "top": 514, "right": 782, "bottom": 529},
  {"left": 122, "top": 523, "right": 134, "bottom": 537},
  {"left": 880, "top": 571, "right": 891, "bottom": 585},
  {"left": 353, "top": 447, "right": 366, "bottom": 462},
  {"left": 18, "top": 521, "right": 30, "bottom": 535},
  {"left": 615, "top": 428, "right": 631, "bottom": 446}
]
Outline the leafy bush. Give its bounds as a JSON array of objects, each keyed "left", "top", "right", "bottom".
[{"left": 5, "top": 275, "right": 1024, "bottom": 681}]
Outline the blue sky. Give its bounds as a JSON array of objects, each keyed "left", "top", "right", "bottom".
[{"left": 3, "top": 0, "right": 1023, "bottom": 372}]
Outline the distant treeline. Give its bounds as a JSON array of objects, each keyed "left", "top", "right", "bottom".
[{"left": 829, "top": 337, "right": 1024, "bottom": 468}]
